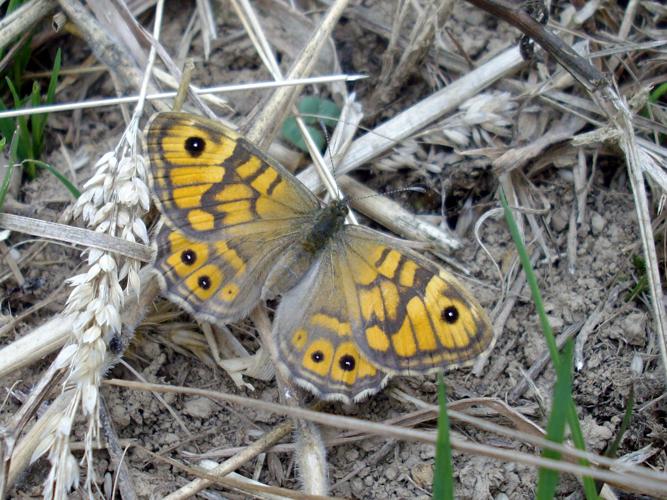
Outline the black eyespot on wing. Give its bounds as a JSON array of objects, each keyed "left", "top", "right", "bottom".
[
  {"left": 441, "top": 305, "right": 459, "bottom": 324},
  {"left": 311, "top": 350, "right": 324, "bottom": 363},
  {"left": 339, "top": 354, "right": 355, "bottom": 371},
  {"left": 184, "top": 136, "right": 205, "bottom": 157},
  {"left": 198, "top": 275, "right": 211, "bottom": 290},
  {"left": 181, "top": 249, "right": 197, "bottom": 265}
]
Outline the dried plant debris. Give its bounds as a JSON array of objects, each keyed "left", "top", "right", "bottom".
[{"left": 1, "top": 0, "right": 667, "bottom": 498}]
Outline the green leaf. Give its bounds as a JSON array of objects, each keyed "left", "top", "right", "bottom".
[
  {"left": 281, "top": 116, "right": 325, "bottom": 152},
  {"left": 297, "top": 96, "right": 341, "bottom": 127},
  {"left": 433, "top": 373, "right": 454, "bottom": 500},
  {"left": 281, "top": 96, "right": 341, "bottom": 153},
  {"left": 536, "top": 340, "right": 574, "bottom": 500}
]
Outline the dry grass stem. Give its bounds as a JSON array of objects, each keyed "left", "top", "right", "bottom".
[
  {"left": 340, "top": 176, "right": 463, "bottom": 252},
  {"left": 0, "top": 316, "right": 70, "bottom": 378},
  {"left": 0, "top": 0, "right": 56, "bottom": 52},
  {"left": 98, "top": 398, "right": 137, "bottom": 500},
  {"left": 0, "top": 75, "right": 364, "bottom": 121},
  {"left": 244, "top": 0, "right": 350, "bottom": 145},
  {"left": 596, "top": 88, "right": 667, "bottom": 382},
  {"left": 298, "top": 46, "right": 525, "bottom": 192},
  {"left": 56, "top": 0, "right": 162, "bottom": 113},
  {"left": 0, "top": 213, "right": 153, "bottom": 262}
]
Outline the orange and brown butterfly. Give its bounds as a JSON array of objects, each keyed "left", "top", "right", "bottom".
[{"left": 145, "top": 112, "right": 494, "bottom": 403}]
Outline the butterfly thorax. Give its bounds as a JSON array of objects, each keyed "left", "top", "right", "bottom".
[{"left": 301, "top": 199, "right": 348, "bottom": 255}]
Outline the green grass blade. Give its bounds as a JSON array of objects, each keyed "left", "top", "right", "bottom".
[
  {"left": 433, "top": 373, "right": 454, "bottom": 500},
  {"left": 0, "top": 97, "right": 15, "bottom": 147},
  {"left": 31, "top": 48, "right": 61, "bottom": 158},
  {"left": 499, "top": 188, "right": 598, "bottom": 499},
  {"left": 46, "top": 49, "right": 63, "bottom": 105},
  {"left": 604, "top": 385, "right": 634, "bottom": 459},
  {"left": 5, "top": 77, "right": 32, "bottom": 161},
  {"left": 498, "top": 189, "right": 558, "bottom": 362},
  {"left": 22, "top": 81, "right": 41, "bottom": 177},
  {"left": 0, "top": 126, "right": 20, "bottom": 210},
  {"left": 536, "top": 340, "right": 574, "bottom": 499},
  {"left": 649, "top": 82, "right": 667, "bottom": 104}
]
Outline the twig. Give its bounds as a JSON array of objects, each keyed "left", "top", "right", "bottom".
[
  {"left": 463, "top": 0, "right": 606, "bottom": 91},
  {"left": 163, "top": 420, "right": 293, "bottom": 499},
  {"left": 0, "top": 0, "right": 56, "bottom": 53}
]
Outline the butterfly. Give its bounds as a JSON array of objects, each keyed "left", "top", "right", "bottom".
[{"left": 145, "top": 112, "right": 494, "bottom": 403}]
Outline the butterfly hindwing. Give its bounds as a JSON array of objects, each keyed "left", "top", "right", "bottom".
[
  {"left": 336, "top": 225, "right": 494, "bottom": 375},
  {"left": 272, "top": 251, "right": 390, "bottom": 402}
]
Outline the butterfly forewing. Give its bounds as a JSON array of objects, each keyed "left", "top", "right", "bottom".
[{"left": 146, "top": 112, "right": 319, "bottom": 241}]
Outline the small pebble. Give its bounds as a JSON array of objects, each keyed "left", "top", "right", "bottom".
[
  {"left": 621, "top": 312, "right": 647, "bottom": 346},
  {"left": 384, "top": 465, "right": 399, "bottom": 481},
  {"left": 183, "top": 396, "right": 214, "bottom": 419},
  {"left": 350, "top": 478, "right": 364, "bottom": 494},
  {"left": 411, "top": 463, "right": 433, "bottom": 489},
  {"left": 551, "top": 207, "right": 569, "bottom": 233},
  {"left": 591, "top": 212, "right": 605, "bottom": 235}
]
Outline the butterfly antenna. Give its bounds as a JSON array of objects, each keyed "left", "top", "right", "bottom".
[
  {"left": 319, "top": 119, "right": 346, "bottom": 201},
  {"left": 316, "top": 113, "right": 362, "bottom": 225},
  {"left": 352, "top": 185, "right": 427, "bottom": 203}
]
